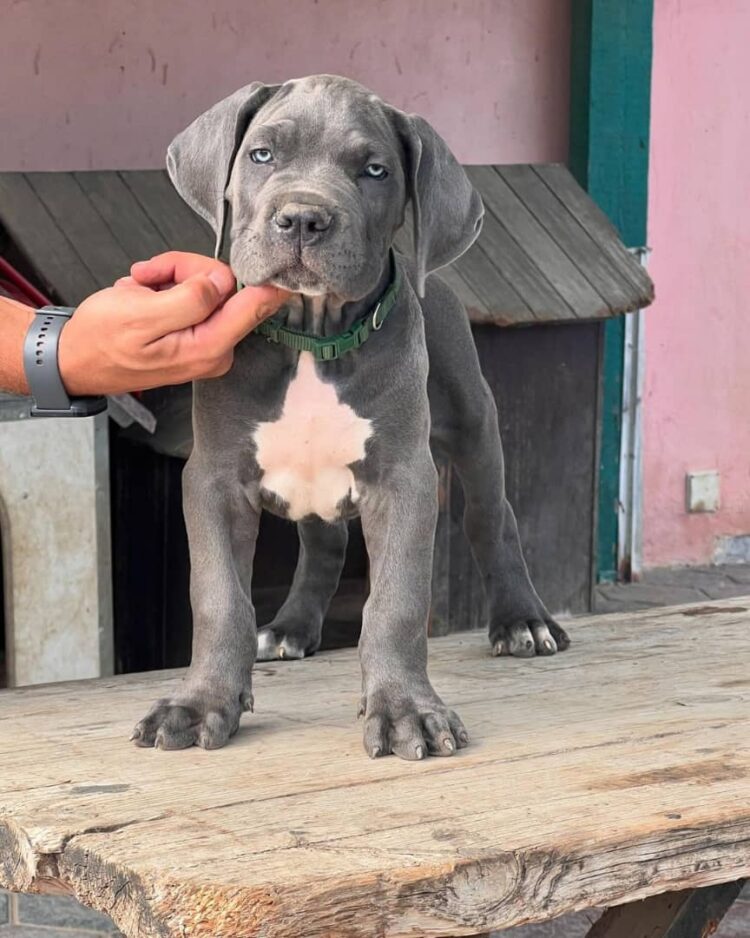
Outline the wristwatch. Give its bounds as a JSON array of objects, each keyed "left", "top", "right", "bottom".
[{"left": 23, "top": 306, "right": 107, "bottom": 417}]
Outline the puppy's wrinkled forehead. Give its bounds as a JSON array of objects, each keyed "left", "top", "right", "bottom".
[{"left": 248, "top": 76, "right": 400, "bottom": 157}]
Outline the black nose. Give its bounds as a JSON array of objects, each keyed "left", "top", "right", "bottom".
[{"left": 273, "top": 202, "right": 333, "bottom": 244}]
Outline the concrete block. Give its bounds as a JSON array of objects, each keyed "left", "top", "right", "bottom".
[
  {"left": 0, "top": 415, "right": 112, "bottom": 686},
  {"left": 16, "top": 894, "right": 120, "bottom": 934}
]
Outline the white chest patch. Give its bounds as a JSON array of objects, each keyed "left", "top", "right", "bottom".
[{"left": 253, "top": 352, "right": 372, "bottom": 522}]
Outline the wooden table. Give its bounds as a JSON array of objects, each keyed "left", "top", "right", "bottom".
[{"left": 2, "top": 599, "right": 749, "bottom": 937}]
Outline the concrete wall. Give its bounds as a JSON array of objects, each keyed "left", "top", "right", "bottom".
[
  {"left": 642, "top": 0, "right": 750, "bottom": 567},
  {"left": 0, "top": 0, "right": 570, "bottom": 171}
]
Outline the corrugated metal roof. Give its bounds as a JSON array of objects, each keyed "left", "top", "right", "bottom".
[{"left": 0, "top": 165, "right": 652, "bottom": 324}]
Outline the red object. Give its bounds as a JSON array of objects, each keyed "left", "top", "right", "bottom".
[
  {"left": 0, "top": 256, "right": 51, "bottom": 307},
  {"left": 0, "top": 255, "right": 146, "bottom": 401}
]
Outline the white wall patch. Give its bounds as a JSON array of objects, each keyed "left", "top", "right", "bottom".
[{"left": 685, "top": 470, "right": 720, "bottom": 513}]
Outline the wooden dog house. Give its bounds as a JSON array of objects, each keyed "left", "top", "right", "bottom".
[{"left": 0, "top": 167, "right": 652, "bottom": 678}]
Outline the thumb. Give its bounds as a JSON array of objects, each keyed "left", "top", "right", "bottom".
[{"left": 197, "top": 284, "right": 292, "bottom": 349}]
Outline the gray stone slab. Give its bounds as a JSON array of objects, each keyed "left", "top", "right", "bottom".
[
  {"left": 0, "top": 927, "right": 109, "bottom": 938},
  {"left": 700, "top": 583, "right": 750, "bottom": 600},
  {"left": 595, "top": 565, "right": 750, "bottom": 615},
  {"left": 490, "top": 890, "right": 749, "bottom": 938},
  {"left": 594, "top": 595, "right": 662, "bottom": 614},
  {"left": 715, "top": 898, "right": 750, "bottom": 938},
  {"left": 644, "top": 565, "right": 745, "bottom": 593},
  {"left": 596, "top": 582, "right": 706, "bottom": 611},
  {"left": 16, "top": 894, "right": 121, "bottom": 934},
  {"left": 493, "top": 910, "right": 598, "bottom": 937}
]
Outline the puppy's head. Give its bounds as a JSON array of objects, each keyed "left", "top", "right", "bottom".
[{"left": 167, "top": 75, "right": 483, "bottom": 300}]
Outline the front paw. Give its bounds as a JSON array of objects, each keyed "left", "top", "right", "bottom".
[
  {"left": 360, "top": 682, "right": 469, "bottom": 761},
  {"left": 490, "top": 615, "right": 571, "bottom": 658},
  {"left": 131, "top": 683, "right": 253, "bottom": 750}
]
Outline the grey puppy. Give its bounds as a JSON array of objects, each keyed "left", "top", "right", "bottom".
[{"left": 132, "top": 75, "right": 569, "bottom": 760}]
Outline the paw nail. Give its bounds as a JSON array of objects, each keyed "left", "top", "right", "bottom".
[
  {"left": 129, "top": 729, "right": 140, "bottom": 741},
  {"left": 370, "top": 746, "right": 382, "bottom": 758},
  {"left": 444, "top": 738, "right": 455, "bottom": 752},
  {"left": 415, "top": 745, "right": 425, "bottom": 760},
  {"left": 544, "top": 639, "right": 554, "bottom": 652},
  {"left": 279, "top": 647, "right": 286, "bottom": 659},
  {"left": 493, "top": 641, "right": 505, "bottom": 657}
]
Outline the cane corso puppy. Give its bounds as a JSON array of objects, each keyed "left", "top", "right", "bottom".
[{"left": 132, "top": 75, "right": 569, "bottom": 760}]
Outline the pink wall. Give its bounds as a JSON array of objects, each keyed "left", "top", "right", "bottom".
[
  {"left": 0, "top": 0, "right": 570, "bottom": 171},
  {"left": 643, "top": 0, "right": 750, "bottom": 567}
]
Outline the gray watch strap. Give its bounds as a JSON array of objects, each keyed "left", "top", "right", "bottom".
[{"left": 23, "top": 306, "right": 107, "bottom": 417}]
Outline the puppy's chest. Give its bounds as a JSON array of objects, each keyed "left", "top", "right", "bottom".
[{"left": 252, "top": 352, "right": 372, "bottom": 522}]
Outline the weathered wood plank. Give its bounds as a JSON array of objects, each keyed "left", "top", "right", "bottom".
[
  {"left": 73, "top": 171, "right": 169, "bottom": 263},
  {"left": 120, "top": 171, "right": 214, "bottom": 255},
  {"left": 533, "top": 163, "right": 654, "bottom": 302},
  {"left": 0, "top": 173, "right": 98, "bottom": 305},
  {"left": 497, "top": 165, "right": 639, "bottom": 316},
  {"left": 467, "top": 165, "right": 605, "bottom": 318},
  {"left": 434, "top": 264, "right": 491, "bottom": 322},
  {"left": 1, "top": 599, "right": 749, "bottom": 937},
  {"left": 462, "top": 200, "right": 571, "bottom": 322},
  {"left": 452, "top": 240, "right": 533, "bottom": 325},
  {"left": 24, "top": 173, "right": 132, "bottom": 288}
]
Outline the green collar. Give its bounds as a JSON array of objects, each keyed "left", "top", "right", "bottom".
[{"left": 251, "top": 252, "right": 401, "bottom": 362}]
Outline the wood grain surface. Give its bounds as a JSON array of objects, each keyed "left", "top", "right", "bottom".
[{"left": 1, "top": 599, "right": 749, "bottom": 937}]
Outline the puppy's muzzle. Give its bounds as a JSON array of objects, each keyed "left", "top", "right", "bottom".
[{"left": 273, "top": 202, "right": 334, "bottom": 247}]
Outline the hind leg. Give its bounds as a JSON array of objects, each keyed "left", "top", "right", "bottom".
[
  {"left": 425, "top": 275, "right": 570, "bottom": 657},
  {"left": 257, "top": 519, "right": 348, "bottom": 660},
  {"left": 444, "top": 387, "right": 569, "bottom": 656}
]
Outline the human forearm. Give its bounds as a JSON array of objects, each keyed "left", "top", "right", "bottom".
[{"left": 0, "top": 296, "right": 33, "bottom": 394}]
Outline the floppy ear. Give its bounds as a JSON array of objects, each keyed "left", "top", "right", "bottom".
[
  {"left": 166, "top": 82, "right": 281, "bottom": 258},
  {"left": 393, "top": 112, "right": 484, "bottom": 296}
]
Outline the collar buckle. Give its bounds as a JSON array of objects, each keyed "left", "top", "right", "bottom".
[{"left": 319, "top": 342, "right": 339, "bottom": 362}]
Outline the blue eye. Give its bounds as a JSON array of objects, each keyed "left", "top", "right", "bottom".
[
  {"left": 364, "top": 163, "right": 388, "bottom": 179},
  {"left": 250, "top": 148, "right": 274, "bottom": 164}
]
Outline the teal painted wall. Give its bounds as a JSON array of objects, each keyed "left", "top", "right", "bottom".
[{"left": 569, "top": 0, "right": 653, "bottom": 581}]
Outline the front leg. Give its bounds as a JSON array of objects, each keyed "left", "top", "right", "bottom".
[
  {"left": 359, "top": 462, "right": 468, "bottom": 760},
  {"left": 132, "top": 456, "right": 259, "bottom": 750}
]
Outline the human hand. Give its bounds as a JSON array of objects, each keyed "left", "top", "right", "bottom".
[{"left": 58, "top": 252, "right": 290, "bottom": 396}]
